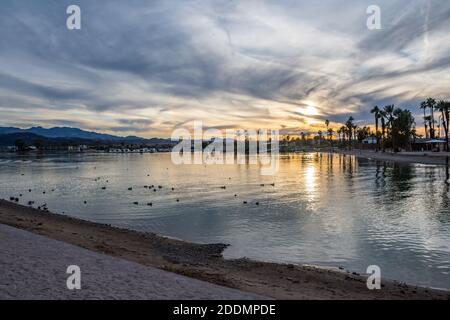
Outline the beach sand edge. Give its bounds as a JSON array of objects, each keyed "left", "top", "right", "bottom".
[{"left": 0, "top": 200, "right": 448, "bottom": 300}]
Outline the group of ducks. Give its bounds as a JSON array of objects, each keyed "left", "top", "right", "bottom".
[
  {"left": 10, "top": 188, "right": 49, "bottom": 211},
  {"left": 10, "top": 174, "right": 277, "bottom": 210}
]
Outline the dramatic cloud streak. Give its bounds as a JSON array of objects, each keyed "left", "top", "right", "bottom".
[{"left": 0, "top": 0, "right": 449, "bottom": 137}]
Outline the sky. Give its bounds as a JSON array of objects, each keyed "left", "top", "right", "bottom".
[{"left": 0, "top": 0, "right": 449, "bottom": 138}]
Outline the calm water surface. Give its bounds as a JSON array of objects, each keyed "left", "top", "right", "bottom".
[{"left": 0, "top": 153, "right": 449, "bottom": 290}]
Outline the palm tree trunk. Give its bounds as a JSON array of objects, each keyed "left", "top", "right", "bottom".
[
  {"left": 375, "top": 117, "right": 379, "bottom": 151},
  {"left": 445, "top": 109, "right": 450, "bottom": 152},
  {"left": 431, "top": 107, "right": 435, "bottom": 139},
  {"left": 423, "top": 108, "right": 428, "bottom": 139}
]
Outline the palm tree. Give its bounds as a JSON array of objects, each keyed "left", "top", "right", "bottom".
[
  {"left": 345, "top": 117, "right": 355, "bottom": 148},
  {"left": 357, "top": 126, "right": 370, "bottom": 143},
  {"left": 437, "top": 115, "right": 441, "bottom": 138},
  {"left": 371, "top": 106, "right": 381, "bottom": 151},
  {"left": 426, "top": 98, "right": 437, "bottom": 138},
  {"left": 380, "top": 107, "right": 388, "bottom": 152},
  {"left": 437, "top": 100, "right": 450, "bottom": 151},
  {"left": 300, "top": 132, "right": 306, "bottom": 142},
  {"left": 424, "top": 115, "right": 433, "bottom": 140},
  {"left": 317, "top": 130, "right": 323, "bottom": 144},
  {"left": 339, "top": 126, "right": 346, "bottom": 144},
  {"left": 327, "top": 128, "right": 334, "bottom": 141},
  {"left": 380, "top": 110, "right": 387, "bottom": 151},
  {"left": 420, "top": 101, "right": 429, "bottom": 139},
  {"left": 353, "top": 124, "right": 358, "bottom": 146},
  {"left": 384, "top": 105, "right": 396, "bottom": 151}
]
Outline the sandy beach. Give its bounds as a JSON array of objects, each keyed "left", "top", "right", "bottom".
[
  {"left": 0, "top": 200, "right": 448, "bottom": 300},
  {"left": 0, "top": 223, "right": 266, "bottom": 300},
  {"left": 336, "top": 149, "right": 450, "bottom": 166}
]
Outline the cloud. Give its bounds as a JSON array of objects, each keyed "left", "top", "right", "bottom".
[{"left": 0, "top": 0, "right": 449, "bottom": 137}]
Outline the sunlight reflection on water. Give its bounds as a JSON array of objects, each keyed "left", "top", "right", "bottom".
[{"left": 0, "top": 152, "right": 449, "bottom": 289}]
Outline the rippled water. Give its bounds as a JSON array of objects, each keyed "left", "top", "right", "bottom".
[{"left": 0, "top": 152, "right": 449, "bottom": 290}]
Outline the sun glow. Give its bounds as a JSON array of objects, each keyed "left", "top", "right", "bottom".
[{"left": 299, "top": 105, "right": 320, "bottom": 116}]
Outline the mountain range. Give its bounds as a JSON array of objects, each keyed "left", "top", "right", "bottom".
[{"left": 0, "top": 126, "right": 172, "bottom": 146}]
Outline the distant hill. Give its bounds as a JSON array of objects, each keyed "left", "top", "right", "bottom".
[
  {"left": 0, "top": 126, "right": 173, "bottom": 145},
  {"left": 26, "top": 126, "right": 120, "bottom": 141},
  {"left": 0, "top": 127, "right": 26, "bottom": 135},
  {"left": 0, "top": 132, "right": 95, "bottom": 147},
  {"left": 0, "top": 132, "right": 45, "bottom": 146}
]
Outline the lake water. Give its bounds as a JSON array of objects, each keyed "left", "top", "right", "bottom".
[{"left": 0, "top": 152, "right": 449, "bottom": 290}]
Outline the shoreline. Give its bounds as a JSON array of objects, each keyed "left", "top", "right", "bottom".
[
  {"left": 335, "top": 149, "right": 450, "bottom": 166},
  {"left": 0, "top": 200, "right": 448, "bottom": 300},
  {"left": 0, "top": 223, "right": 266, "bottom": 300}
]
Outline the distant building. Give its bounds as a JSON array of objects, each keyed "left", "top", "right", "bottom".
[
  {"left": 362, "top": 137, "right": 377, "bottom": 145},
  {"left": 108, "top": 147, "right": 157, "bottom": 153},
  {"left": 412, "top": 138, "right": 447, "bottom": 152},
  {"left": 1, "top": 146, "right": 18, "bottom": 152}
]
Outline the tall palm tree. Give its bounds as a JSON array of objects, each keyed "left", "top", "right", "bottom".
[
  {"left": 437, "top": 100, "right": 450, "bottom": 151},
  {"left": 426, "top": 98, "right": 437, "bottom": 138},
  {"left": 420, "top": 101, "right": 429, "bottom": 139},
  {"left": 437, "top": 115, "right": 442, "bottom": 138},
  {"left": 324, "top": 119, "right": 330, "bottom": 145},
  {"left": 300, "top": 132, "right": 306, "bottom": 142},
  {"left": 424, "top": 115, "right": 433, "bottom": 140},
  {"left": 371, "top": 106, "right": 381, "bottom": 150},
  {"left": 339, "top": 126, "right": 346, "bottom": 144},
  {"left": 327, "top": 128, "right": 334, "bottom": 141},
  {"left": 345, "top": 117, "right": 354, "bottom": 146},
  {"left": 380, "top": 110, "right": 387, "bottom": 151},
  {"left": 384, "top": 105, "right": 396, "bottom": 151}
]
